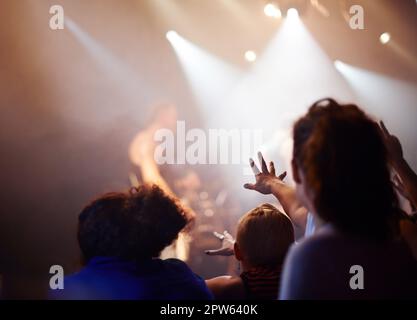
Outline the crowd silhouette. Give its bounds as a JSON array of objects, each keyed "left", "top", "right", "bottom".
[{"left": 50, "top": 99, "right": 417, "bottom": 300}]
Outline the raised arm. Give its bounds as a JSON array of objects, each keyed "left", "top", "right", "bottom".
[
  {"left": 129, "top": 127, "right": 175, "bottom": 197},
  {"left": 244, "top": 152, "right": 308, "bottom": 232}
]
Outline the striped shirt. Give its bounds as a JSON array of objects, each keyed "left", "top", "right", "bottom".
[{"left": 240, "top": 266, "right": 282, "bottom": 300}]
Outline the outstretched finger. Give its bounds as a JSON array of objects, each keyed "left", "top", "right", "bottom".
[
  {"left": 393, "top": 174, "right": 402, "bottom": 185},
  {"left": 380, "top": 121, "right": 390, "bottom": 137},
  {"left": 258, "top": 152, "right": 268, "bottom": 173},
  {"left": 269, "top": 161, "right": 276, "bottom": 176},
  {"left": 278, "top": 171, "right": 287, "bottom": 181},
  {"left": 223, "top": 230, "right": 234, "bottom": 242},
  {"left": 213, "top": 231, "right": 225, "bottom": 241},
  {"left": 205, "top": 249, "right": 223, "bottom": 256},
  {"left": 250, "top": 158, "right": 261, "bottom": 175},
  {"left": 205, "top": 248, "right": 234, "bottom": 256},
  {"left": 393, "top": 175, "right": 406, "bottom": 193}
]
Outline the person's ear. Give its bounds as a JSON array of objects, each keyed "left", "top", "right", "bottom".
[
  {"left": 234, "top": 242, "right": 243, "bottom": 261},
  {"left": 291, "top": 159, "right": 301, "bottom": 184}
]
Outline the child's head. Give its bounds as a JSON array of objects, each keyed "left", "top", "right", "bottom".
[{"left": 235, "top": 203, "right": 294, "bottom": 269}]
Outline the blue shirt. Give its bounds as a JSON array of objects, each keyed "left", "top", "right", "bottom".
[{"left": 49, "top": 257, "right": 213, "bottom": 300}]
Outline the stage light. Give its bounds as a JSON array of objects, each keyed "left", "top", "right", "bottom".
[
  {"left": 379, "top": 32, "right": 391, "bottom": 45},
  {"left": 245, "top": 50, "right": 257, "bottom": 62},
  {"left": 287, "top": 8, "right": 299, "bottom": 19},
  {"left": 166, "top": 30, "right": 179, "bottom": 42},
  {"left": 264, "top": 3, "right": 282, "bottom": 18},
  {"left": 213, "top": 12, "right": 355, "bottom": 192}
]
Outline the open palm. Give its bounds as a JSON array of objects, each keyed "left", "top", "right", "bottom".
[{"left": 244, "top": 152, "right": 287, "bottom": 195}]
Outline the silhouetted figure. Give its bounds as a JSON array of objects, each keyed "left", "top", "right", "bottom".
[
  {"left": 277, "top": 99, "right": 417, "bottom": 299},
  {"left": 49, "top": 184, "right": 213, "bottom": 300}
]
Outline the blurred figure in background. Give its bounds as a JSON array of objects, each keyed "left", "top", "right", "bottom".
[
  {"left": 129, "top": 103, "right": 192, "bottom": 261},
  {"left": 128, "top": 103, "right": 234, "bottom": 278}
]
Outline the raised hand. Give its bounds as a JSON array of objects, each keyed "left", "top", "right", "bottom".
[
  {"left": 244, "top": 152, "right": 287, "bottom": 195},
  {"left": 380, "top": 121, "right": 404, "bottom": 166},
  {"left": 205, "top": 231, "right": 235, "bottom": 256}
]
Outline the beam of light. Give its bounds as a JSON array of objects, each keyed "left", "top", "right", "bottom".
[
  {"left": 216, "top": 11, "right": 355, "bottom": 185},
  {"left": 387, "top": 40, "right": 417, "bottom": 71},
  {"left": 65, "top": 17, "right": 149, "bottom": 128},
  {"left": 223, "top": 12, "right": 355, "bottom": 130},
  {"left": 334, "top": 60, "right": 417, "bottom": 166},
  {"left": 166, "top": 31, "right": 243, "bottom": 123},
  {"left": 310, "top": 0, "right": 330, "bottom": 17},
  {"left": 65, "top": 17, "right": 142, "bottom": 86}
]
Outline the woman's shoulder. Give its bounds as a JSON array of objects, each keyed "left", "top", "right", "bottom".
[
  {"left": 281, "top": 225, "right": 417, "bottom": 299},
  {"left": 289, "top": 225, "right": 341, "bottom": 258}
]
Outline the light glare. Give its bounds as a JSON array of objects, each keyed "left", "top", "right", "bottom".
[
  {"left": 380, "top": 32, "right": 391, "bottom": 45},
  {"left": 287, "top": 8, "right": 299, "bottom": 19},
  {"left": 166, "top": 30, "right": 178, "bottom": 41},
  {"left": 245, "top": 50, "right": 257, "bottom": 62},
  {"left": 264, "top": 3, "right": 282, "bottom": 18}
]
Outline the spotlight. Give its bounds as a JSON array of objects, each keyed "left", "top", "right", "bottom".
[
  {"left": 166, "top": 30, "right": 178, "bottom": 41},
  {"left": 379, "top": 32, "right": 391, "bottom": 45},
  {"left": 264, "top": 3, "right": 282, "bottom": 18},
  {"left": 334, "top": 60, "right": 344, "bottom": 70},
  {"left": 244, "top": 50, "right": 257, "bottom": 62},
  {"left": 287, "top": 8, "right": 299, "bottom": 19}
]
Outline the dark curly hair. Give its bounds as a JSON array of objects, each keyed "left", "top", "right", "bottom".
[
  {"left": 77, "top": 184, "right": 191, "bottom": 262},
  {"left": 293, "top": 98, "right": 401, "bottom": 241}
]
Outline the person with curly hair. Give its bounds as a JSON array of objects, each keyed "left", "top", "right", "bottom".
[
  {"left": 279, "top": 99, "right": 417, "bottom": 299},
  {"left": 49, "top": 184, "right": 213, "bottom": 300}
]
